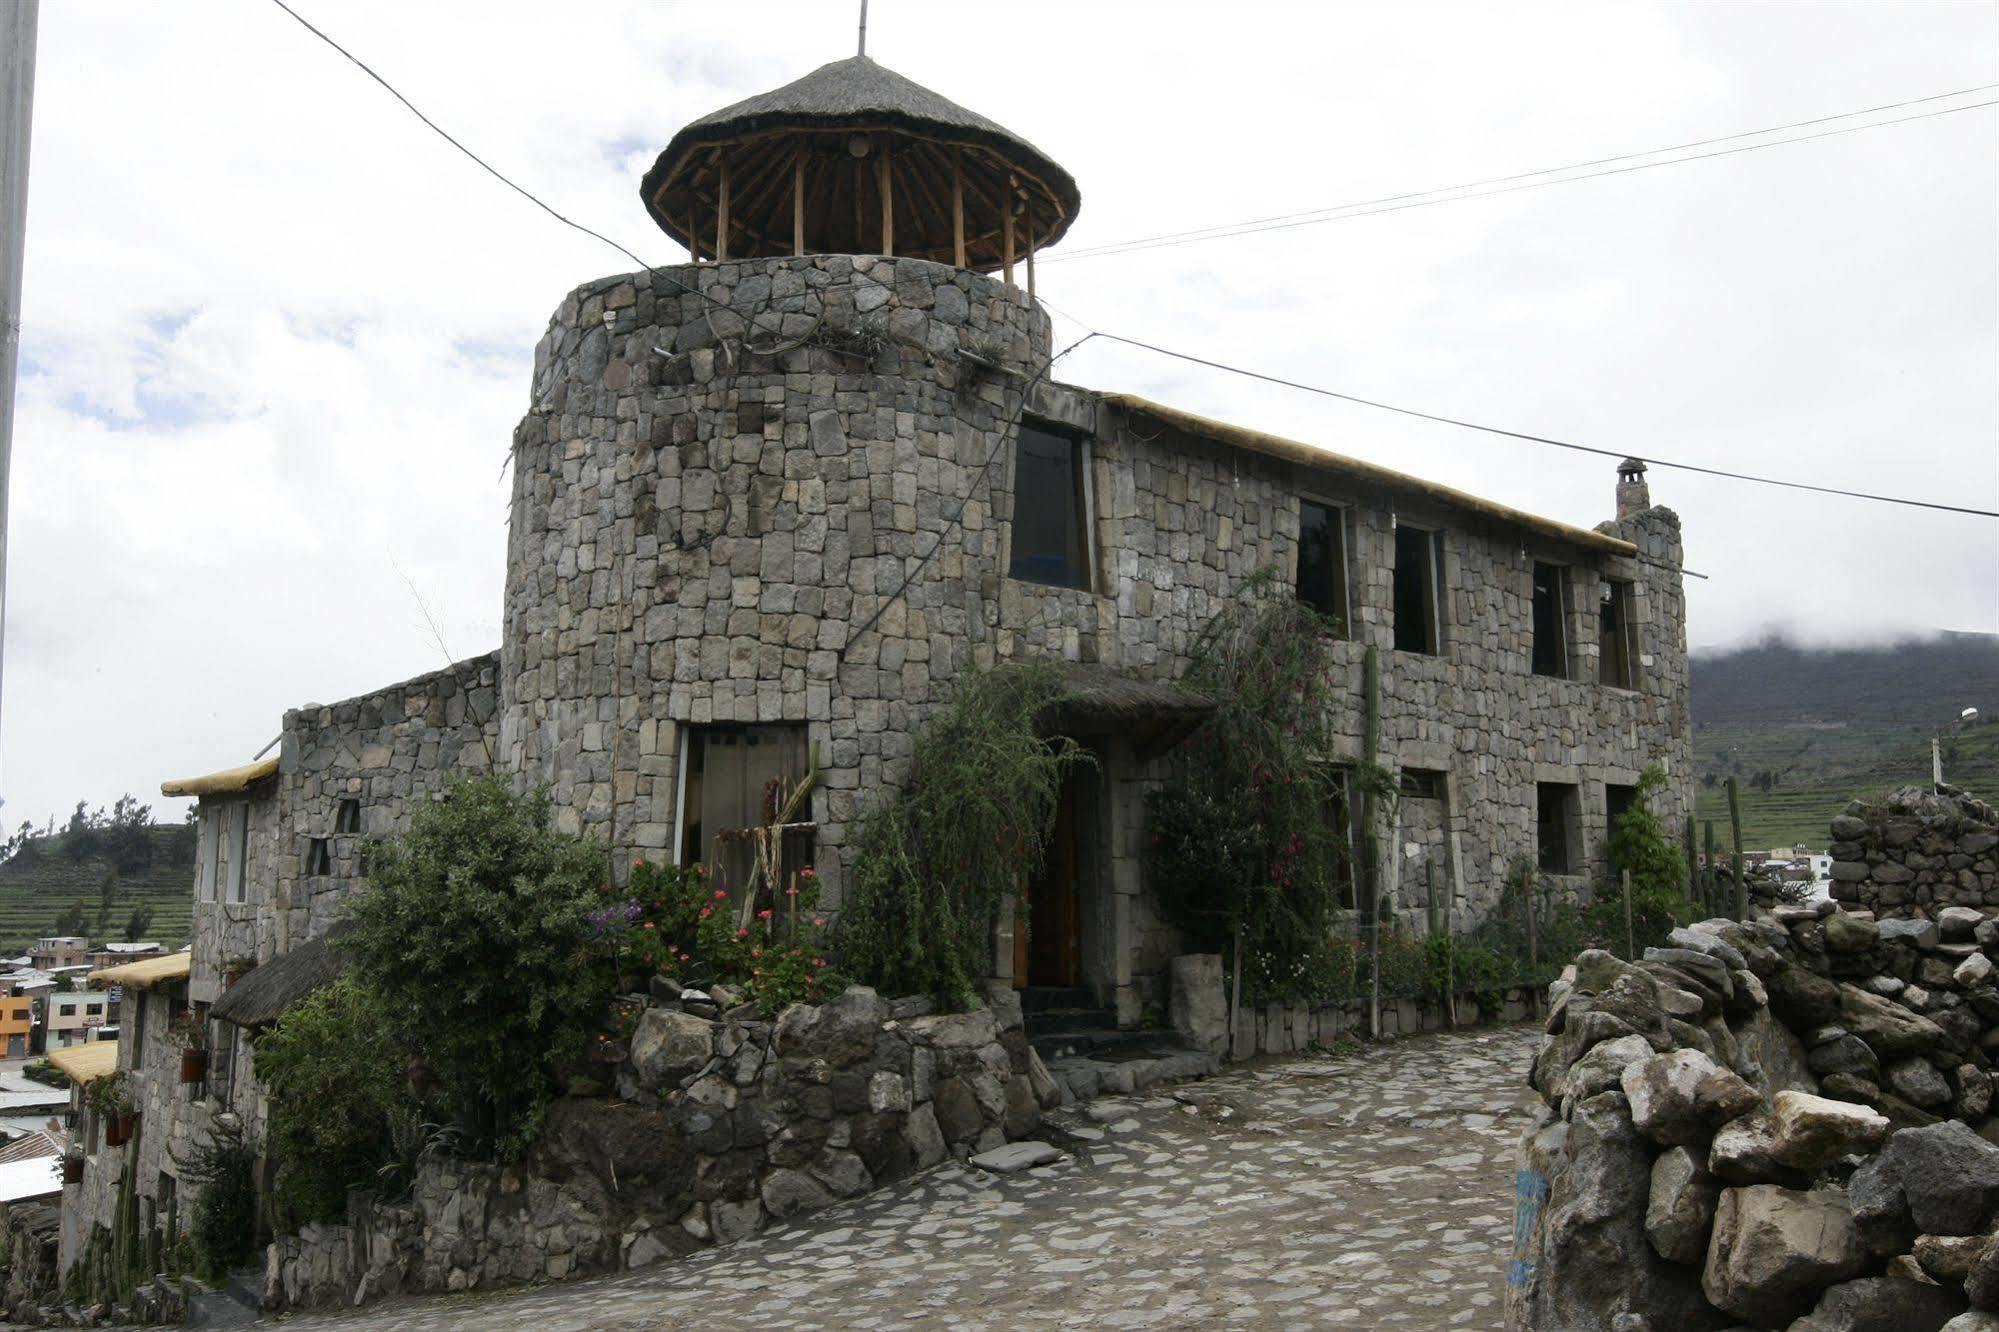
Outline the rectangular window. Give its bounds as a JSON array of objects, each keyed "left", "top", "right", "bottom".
[
  {"left": 1392, "top": 524, "right": 1443, "bottom": 655},
  {"left": 1537, "top": 783, "right": 1580, "bottom": 874},
  {"left": 334, "top": 799, "right": 362, "bottom": 835},
  {"left": 198, "top": 812, "right": 220, "bottom": 902},
  {"left": 1598, "top": 579, "right": 1637, "bottom": 688},
  {"left": 304, "top": 838, "right": 332, "bottom": 877},
  {"left": 1531, "top": 563, "right": 1569, "bottom": 678},
  {"left": 1605, "top": 782, "right": 1638, "bottom": 874},
  {"left": 1007, "top": 422, "right": 1092, "bottom": 591},
  {"left": 228, "top": 804, "right": 249, "bottom": 903},
  {"left": 85, "top": 1003, "right": 102, "bottom": 1016},
  {"left": 58, "top": 1003, "right": 74, "bottom": 1017},
  {"left": 131, "top": 992, "right": 145, "bottom": 1061},
  {"left": 1295, "top": 499, "right": 1350, "bottom": 633},
  {"left": 678, "top": 724, "right": 816, "bottom": 896},
  {"left": 1398, "top": 767, "right": 1445, "bottom": 801}
]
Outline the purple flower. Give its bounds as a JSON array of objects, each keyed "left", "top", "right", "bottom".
[{"left": 587, "top": 898, "right": 644, "bottom": 941}]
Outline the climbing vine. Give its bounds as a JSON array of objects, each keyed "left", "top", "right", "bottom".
[
  {"left": 842, "top": 663, "right": 1090, "bottom": 1008},
  {"left": 1145, "top": 570, "right": 1393, "bottom": 1004}
]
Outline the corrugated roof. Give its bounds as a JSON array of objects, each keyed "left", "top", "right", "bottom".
[
  {"left": 47, "top": 1041, "right": 117, "bottom": 1084},
  {"left": 160, "top": 756, "right": 278, "bottom": 798},
  {"left": 88, "top": 951, "right": 191, "bottom": 990},
  {"left": 1102, "top": 394, "right": 1637, "bottom": 558}
]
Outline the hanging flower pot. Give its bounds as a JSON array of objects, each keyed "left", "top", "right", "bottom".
[
  {"left": 104, "top": 1116, "right": 127, "bottom": 1148},
  {"left": 179, "top": 1048, "right": 208, "bottom": 1084},
  {"left": 61, "top": 1154, "right": 83, "bottom": 1184}
]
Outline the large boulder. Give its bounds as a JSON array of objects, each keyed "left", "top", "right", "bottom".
[
  {"left": 1772, "top": 965, "right": 1844, "bottom": 1031},
  {"left": 1702, "top": 1184, "right": 1869, "bottom": 1326},
  {"left": 1851, "top": 1122, "right": 1999, "bottom": 1249},
  {"left": 1887, "top": 1058, "right": 1955, "bottom": 1109},
  {"left": 1622, "top": 1049, "right": 1761, "bottom": 1147},
  {"left": 629, "top": 1008, "right": 717, "bottom": 1092},
  {"left": 1768, "top": 1089, "right": 1890, "bottom": 1171},
  {"left": 1646, "top": 1145, "right": 1722, "bottom": 1266},
  {"left": 1168, "top": 955, "right": 1228, "bottom": 1054},
  {"left": 1521, "top": 1092, "right": 1723, "bottom": 1330},
  {"left": 1789, "top": 1276, "right": 1968, "bottom": 1332},
  {"left": 1840, "top": 984, "right": 1951, "bottom": 1061}
]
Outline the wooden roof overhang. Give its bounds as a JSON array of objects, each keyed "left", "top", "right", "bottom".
[{"left": 639, "top": 56, "right": 1078, "bottom": 276}]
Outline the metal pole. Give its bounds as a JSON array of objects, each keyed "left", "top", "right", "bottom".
[
  {"left": 1683, "top": 814, "right": 1699, "bottom": 914},
  {"left": 0, "top": 0, "right": 38, "bottom": 757}
]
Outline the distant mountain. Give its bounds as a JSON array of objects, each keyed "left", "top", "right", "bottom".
[
  {"left": 1691, "top": 631, "right": 1999, "bottom": 850},
  {"left": 0, "top": 825, "right": 197, "bottom": 957}
]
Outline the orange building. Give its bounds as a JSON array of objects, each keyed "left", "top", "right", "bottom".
[{"left": 0, "top": 980, "right": 35, "bottom": 1058}]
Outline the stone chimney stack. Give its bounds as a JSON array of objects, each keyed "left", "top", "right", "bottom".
[{"left": 1616, "top": 457, "right": 1651, "bottom": 520}]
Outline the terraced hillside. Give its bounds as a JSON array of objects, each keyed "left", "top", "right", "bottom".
[
  {"left": 0, "top": 825, "right": 197, "bottom": 956},
  {"left": 1692, "top": 631, "right": 1999, "bottom": 851}
]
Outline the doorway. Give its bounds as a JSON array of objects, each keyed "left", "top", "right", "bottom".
[{"left": 1017, "top": 773, "right": 1084, "bottom": 988}]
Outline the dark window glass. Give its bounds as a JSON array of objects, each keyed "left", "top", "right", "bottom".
[
  {"left": 1599, "top": 580, "right": 1636, "bottom": 688},
  {"left": 1008, "top": 424, "right": 1090, "bottom": 590},
  {"left": 1537, "top": 783, "right": 1577, "bottom": 873},
  {"left": 1531, "top": 564, "right": 1568, "bottom": 678},
  {"left": 1399, "top": 768, "right": 1445, "bottom": 800},
  {"left": 1393, "top": 526, "right": 1440, "bottom": 655},
  {"left": 1296, "top": 500, "right": 1348, "bottom": 633}
]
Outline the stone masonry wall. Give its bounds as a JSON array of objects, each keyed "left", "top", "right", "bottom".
[
  {"left": 262, "top": 983, "right": 1052, "bottom": 1313},
  {"left": 1510, "top": 902, "right": 1999, "bottom": 1330},
  {"left": 1829, "top": 784, "right": 1999, "bottom": 917}
]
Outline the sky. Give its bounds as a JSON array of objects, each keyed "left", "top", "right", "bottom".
[{"left": 3, "top": 0, "right": 1995, "bottom": 833}]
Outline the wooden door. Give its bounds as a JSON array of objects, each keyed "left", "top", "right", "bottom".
[{"left": 1025, "top": 782, "right": 1081, "bottom": 986}]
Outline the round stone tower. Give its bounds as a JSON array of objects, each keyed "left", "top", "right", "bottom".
[{"left": 499, "top": 57, "right": 1077, "bottom": 898}]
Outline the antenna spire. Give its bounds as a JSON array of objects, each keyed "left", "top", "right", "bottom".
[{"left": 858, "top": 0, "right": 868, "bottom": 56}]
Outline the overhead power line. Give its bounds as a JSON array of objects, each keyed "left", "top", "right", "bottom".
[
  {"left": 1085, "top": 332, "right": 1999, "bottom": 519},
  {"left": 267, "top": 4, "right": 1995, "bottom": 523},
  {"left": 1048, "top": 88, "right": 1999, "bottom": 264}
]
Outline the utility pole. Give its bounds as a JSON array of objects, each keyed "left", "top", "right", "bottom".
[{"left": 0, "top": 1, "right": 37, "bottom": 762}]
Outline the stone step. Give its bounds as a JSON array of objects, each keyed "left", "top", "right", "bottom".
[
  {"left": 1045, "top": 1045, "right": 1223, "bottom": 1103},
  {"left": 185, "top": 1266, "right": 262, "bottom": 1327},
  {"left": 1019, "top": 986, "right": 1098, "bottom": 1015},
  {"left": 1029, "top": 1024, "right": 1174, "bottom": 1063}
]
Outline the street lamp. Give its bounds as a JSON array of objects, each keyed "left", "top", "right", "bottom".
[{"left": 1935, "top": 706, "right": 1981, "bottom": 788}]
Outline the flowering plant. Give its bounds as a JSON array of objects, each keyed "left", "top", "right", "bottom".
[
  {"left": 745, "top": 868, "right": 840, "bottom": 1015},
  {"left": 167, "top": 1006, "right": 208, "bottom": 1051}
]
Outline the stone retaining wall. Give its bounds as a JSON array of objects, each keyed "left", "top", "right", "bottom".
[
  {"left": 263, "top": 984, "right": 1051, "bottom": 1313},
  {"left": 1509, "top": 902, "right": 1999, "bottom": 1331},
  {"left": 1829, "top": 784, "right": 1999, "bottom": 917}
]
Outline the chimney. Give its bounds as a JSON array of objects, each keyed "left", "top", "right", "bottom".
[{"left": 1616, "top": 457, "right": 1650, "bottom": 520}]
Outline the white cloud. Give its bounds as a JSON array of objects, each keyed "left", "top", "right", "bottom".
[{"left": 2, "top": 0, "right": 1994, "bottom": 831}]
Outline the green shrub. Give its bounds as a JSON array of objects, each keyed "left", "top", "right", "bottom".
[
  {"left": 253, "top": 978, "right": 413, "bottom": 1225},
  {"left": 842, "top": 663, "right": 1088, "bottom": 1008},
  {"left": 1599, "top": 763, "right": 1691, "bottom": 957},
  {"left": 175, "top": 1123, "right": 258, "bottom": 1284},
  {"left": 346, "top": 778, "right": 609, "bottom": 1160}
]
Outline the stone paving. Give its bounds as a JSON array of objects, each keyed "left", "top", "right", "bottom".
[{"left": 259, "top": 1024, "right": 1541, "bottom": 1330}]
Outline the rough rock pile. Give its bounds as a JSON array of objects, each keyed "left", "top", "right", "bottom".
[
  {"left": 1831, "top": 784, "right": 1999, "bottom": 915},
  {"left": 264, "top": 983, "right": 1058, "bottom": 1312},
  {"left": 1508, "top": 903, "right": 1999, "bottom": 1332}
]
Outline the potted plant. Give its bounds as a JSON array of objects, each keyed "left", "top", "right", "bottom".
[
  {"left": 93, "top": 1072, "right": 135, "bottom": 1146},
  {"left": 169, "top": 1007, "right": 209, "bottom": 1083},
  {"left": 61, "top": 1151, "right": 83, "bottom": 1184}
]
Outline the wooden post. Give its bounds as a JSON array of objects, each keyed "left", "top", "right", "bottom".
[
  {"left": 1524, "top": 869, "right": 1539, "bottom": 1018},
  {"left": 1002, "top": 179, "right": 1016, "bottom": 288},
  {"left": 1230, "top": 917, "right": 1243, "bottom": 1060},
  {"left": 685, "top": 206, "right": 699, "bottom": 263},
  {"left": 1024, "top": 194, "right": 1036, "bottom": 300},
  {"left": 1621, "top": 869, "right": 1635, "bottom": 959},
  {"left": 792, "top": 149, "right": 806, "bottom": 256},
  {"left": 1445, "top": 890, "right": 1457, "bottom": 1029},
  {"left": 1426, "top": 860, "right": 1440, "bottom": 936},
  {"left": 1703, "top": 820, "right": 1717, "bottom": 915},
  {"left": 714, "top": 152, "right": 730, "bottom": 262},
  {"left": 1726, "top": 777, "right": 1747, "bottom": 920},
  {"left": 877, "top": 136, "right": 893, "bottom": 256},
  {"left": 1683, "top": 814, "right": 1699, "bottom": 913},
  {"left": 951, "top": 147, "right": 967, "bottom": 269}
]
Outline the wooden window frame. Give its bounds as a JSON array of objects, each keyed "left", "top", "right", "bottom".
[
  {"left": 1295, "top": 495, "right": 1352, "bottom": 637},
  {"left": 1392, "top": 522, "right": 1445, "bottom": 656},
  {"left": 1531, "top": 562, "right": 1571, "bottom": 679},
  {"left": 1598, "top": 578, "right": 1639, "bottom": 690}
]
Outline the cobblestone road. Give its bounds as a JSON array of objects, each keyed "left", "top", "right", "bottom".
[{"left": 263, "top": 1024, "right": 1540, "bottom": 1331}]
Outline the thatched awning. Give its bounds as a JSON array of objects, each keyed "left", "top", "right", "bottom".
[
  {"left": 1040, "top": 665, "right": 1214, "bottom": 757},
  {"left": 209, "top": 928, "right": 348, "bottom": 1030},
  {"left": 640, "top": 55, "right": 1078, "bottom": 271},
  {"left": 47, "top": 1041, "right": 118, "bottom": 1085},
  {"left": 160, "top": 756, "right": 278, "bottom": 798},
  {"left": 88, "top": 952, "right": 189, "bottom": 990},
  {"left": 1103, "top": 395, "right": 1638, "bottom": 558}
]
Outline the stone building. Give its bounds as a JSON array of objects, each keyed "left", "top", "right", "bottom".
[{"left": 59, "top": 52, "right": 1689, "bottom": 1290}]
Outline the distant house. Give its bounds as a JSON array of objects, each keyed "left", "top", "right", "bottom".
[
  {"left": 0, "top": 983, "right": 29, "bottom": 1059},
  {"left": 26, "top": 940, "right": 86, "bottom": 972},
  {"left": 83, "top": 942, "right": 162, "bottom": 971},
  {"left": 44, "top": 990, "right": 109, "bottom": 1049}
]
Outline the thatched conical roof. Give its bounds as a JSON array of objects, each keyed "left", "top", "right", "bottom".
[{"left": 640, "top": 56, "right": 1079, "bottom": 271}]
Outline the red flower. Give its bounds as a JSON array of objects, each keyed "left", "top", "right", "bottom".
[
  {"left": 736, "top": 927, "right": 749, "bottom": 939},
  {"left": 758, "top": 909, "right": 773, "bottom": 920},
  {"left": 799, "top": 867, "right": 817, "bottom": 879},
  {"left": 713, "top": 890, "right": 727, "bottom": 900}
]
